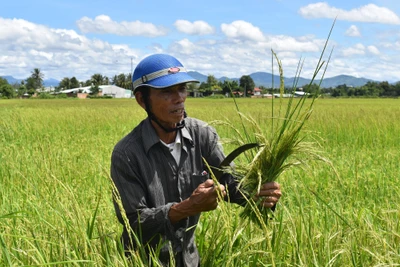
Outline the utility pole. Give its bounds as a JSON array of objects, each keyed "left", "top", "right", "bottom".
[{"left": 130, "top": 57, "right": 133, "bottom": 76}]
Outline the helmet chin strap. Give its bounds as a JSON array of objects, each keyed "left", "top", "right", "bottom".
[
  {"left": 148, "top": 110, "right": 186, "bottom": 133},
  {"left": 141, "top": 88, "right": 186, "bottom": 133}
]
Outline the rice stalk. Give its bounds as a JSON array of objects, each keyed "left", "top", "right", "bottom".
[{"left": 220, "top": 21, "right": 336, "bottom": 227}]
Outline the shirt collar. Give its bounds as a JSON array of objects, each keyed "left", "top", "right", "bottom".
[
  {"left": 181, "top": 125, "right": 193, "bottom": 146},
  {"left": 142, "top": 118, "right": 161, "bottom": 153},
  {"left": 142, "top": 117, "right": 194, "bottom": 154}
]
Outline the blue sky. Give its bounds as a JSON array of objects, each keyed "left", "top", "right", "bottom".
[{"left": 1, "top": 0, "right": 400, "bottom": 82}]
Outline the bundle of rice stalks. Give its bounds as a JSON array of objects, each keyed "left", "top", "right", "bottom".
[{"left": 214, "top": 24, "right": 335, "bottom": 228}]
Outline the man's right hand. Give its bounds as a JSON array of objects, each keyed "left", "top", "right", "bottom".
[
  {"left": 189, "top": 179, "right": 226, "bottom": 211},
  {"left": 168, "top": 179, "right": 226, "bottom": 224}
]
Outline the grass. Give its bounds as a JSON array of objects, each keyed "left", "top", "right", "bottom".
[{"left": 1, "top": 98, "right": 400, "bottom": 266}]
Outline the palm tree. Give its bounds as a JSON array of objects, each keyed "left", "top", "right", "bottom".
[
  {"left": 126, "top": 73, "right": 132, "bottom": 90},
  {"left": 59, "top": 77, "right": 71, "bottom": 90},
  {"left": 30, "top": 68, "right": 44, "bottom": 90},
  {"left": 91, "top": 73, "right": 104, "bottom": 86}
]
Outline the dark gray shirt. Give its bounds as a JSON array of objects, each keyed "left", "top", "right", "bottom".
[{"left": 111, "top": 117, "right": 244, "bottom": 266}]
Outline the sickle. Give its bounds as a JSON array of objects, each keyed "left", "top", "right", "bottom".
[{"left": 208, "top": 143, "right": 260, "bottom": 180}]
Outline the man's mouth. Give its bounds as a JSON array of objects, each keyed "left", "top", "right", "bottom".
[{"left": 170, "top": 108, "right": 184, "bottom": 114}]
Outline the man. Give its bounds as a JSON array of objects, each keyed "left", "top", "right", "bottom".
[{"left": 110, "top": 54, "right": 281, "bottom": 266}]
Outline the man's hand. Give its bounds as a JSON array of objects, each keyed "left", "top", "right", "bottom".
[
  {"left": 189, "top": 179, "right": 226, "bottom": 211},
  {"left": 169, "top": 179, "right": 226, "bottom": 224},
  {"left": 256, "top": 182, "right": 282, "bottom": 208}
]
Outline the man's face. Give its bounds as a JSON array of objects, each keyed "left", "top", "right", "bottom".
[{"left": 148, "top": 83, "right": 187, "bottom": 125}]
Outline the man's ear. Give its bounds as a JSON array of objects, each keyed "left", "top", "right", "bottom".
[{"left": 135, "top": 91, "right": 146, "bottom": 109}]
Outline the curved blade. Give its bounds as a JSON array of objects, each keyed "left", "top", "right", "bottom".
[
  {"left": 211, "top": 143, "right": 260, "bottom": 180},
  {"left": 219, "top": 143, "right": 259, "bottom": 168}
]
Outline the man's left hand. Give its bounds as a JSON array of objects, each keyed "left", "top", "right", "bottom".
[{"left": 256, "top": 182, "right": 282, "bottom": 208}]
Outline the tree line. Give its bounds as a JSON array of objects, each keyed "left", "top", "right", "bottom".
[
  {"left": 320, "top": 81, "right": 400, "bottom": 97},
  {"left": 193, "top": 75, "right": 256, "bottom": 96},
  {"left": 0, "top": 68, "right": 133, "bottom": 99},
  {"left": 194, "top": 74, "right": 400, "bottom": 98},
  {"left": 1, "top": 68, "right": 399, "bottom": 99}
]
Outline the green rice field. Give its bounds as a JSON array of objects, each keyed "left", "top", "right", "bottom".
[{"left": 1, "top": 98, "right": 399, "bottom": 266}]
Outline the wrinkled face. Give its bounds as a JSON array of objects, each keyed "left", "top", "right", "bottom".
[{"left": 148, "top": 83, "right": 187, "bottom": 126}]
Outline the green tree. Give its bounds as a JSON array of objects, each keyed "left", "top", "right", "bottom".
[
  {"left": 361, "top": 81, "right": 379, "bottom": 97},
  {"left": 239, "top": 75, "right": 255, "bottom": 96},
  {"left": 58, "top": 76, "right": 80, "bottom": 91},
  {"left": 111, "top": 75, "right": 117, "bottom": 85},
  {"left": 347, "top": 87, "right": 355, "bottom": 97},
  {"left": 126, "top": 73, "right": 132, "bottom": 90},
  {"left": 378, "top": 81, "right": 396, "bottom": 97},
  {"left": 0, "top": 77, "right": 9, "bottom": 87},
  {"left": 84, "top": 79, "right": 92, "bottom": 86},
  {"left": 198, "top": 82, "right": 208, "bottom": 91},
  {"left": 104, "top": 76, "right": 110, "bottom": 85},
  {"left": 207, "top": 75, "right": 222, "bottom": 92},
  {"left": 394, "top": 82, "right": 400, "bottom": 96},
  {"left": 187, "top": 82, "right": 198, "bottom": 92},
  {"left": 90, "top": 84, "right": 100, "bottom": 95},
  {"left": 70, "top": 77, "right": 80, "bottom": 89},
  {"left": 91, "top": 73, "right": 106, "bottom": 86},
  {"left": 206, "top": 75, "right": 218, "bottom": 87},
  {"left": 17, "top": 81, "right": 27, "bottom": 97},
  {"left": 30, "top": 68, "right": 44, "bottom": 90},
  {"left": 113, "top": 73, "right": 132, "bottom": 89},
  {"left": 331, "top": 84, "right": 350, "bottom": 97},
  {"left": 221, "top": 80, "right": 240, "bottom": 95},
  {"left": 25, "top": 77, "right": 37, "bottom": 95},
  {"left": 302, "top": 83, "right": 320, "bottom": 94},
  {"left": 59, "top": 77, "right": 72, "bottom": 90},
  {"left": 0, "top": 78, "right": 15, "bottom": 99}
]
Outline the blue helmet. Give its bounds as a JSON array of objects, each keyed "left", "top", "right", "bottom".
[{"left": 132, "top": 54, "right": 199, "bottom": 93}]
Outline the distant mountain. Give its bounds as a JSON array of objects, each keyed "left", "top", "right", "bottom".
[
  {"left": 319, "top": 75, "right": 374, "bottom": 88},
  {"left": 43, "top": 78, "right": 60, "bottom": 87},
  {"left": 1, "top": 75, "right": 22, "bottom": 84},
  {"left": 1, "top": 76, "right": 60, "bottom": 87},
  {"left": 187, "top": 71, "right": 208, "bottom": 83},
  {"left": 188, "top": 71, "right": 377, "bottom": 88}
]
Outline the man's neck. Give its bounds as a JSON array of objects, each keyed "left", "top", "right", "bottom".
[{"left": 151, "top": 120, "right": 177, "bottom": 144}]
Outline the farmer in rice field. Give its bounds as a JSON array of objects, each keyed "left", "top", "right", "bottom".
[{"left": 110, "top": 53, "right": 281, "bottom": 266}]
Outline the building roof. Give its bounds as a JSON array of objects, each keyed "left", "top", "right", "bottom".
[
  {"left": 59, "top": 85, "right": 132, "bottom": 98},
  {"left": 59, "top": 85, "right": 129, "bottom": 94}
]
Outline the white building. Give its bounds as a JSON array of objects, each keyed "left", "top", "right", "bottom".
[{"left": 59, "top": 85, "right": 132, "bottom": 98}]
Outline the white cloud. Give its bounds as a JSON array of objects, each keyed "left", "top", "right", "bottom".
[
  {"left": 0, "top": 16, "right": 336, "bottom": 81},
  {"left": 299, "top": 2, "right": 400, "bottom": 24},
  {"left": 169, "top": 38, "right": 197, "bottom": 55},
  {"left": 221, "top": 20, "right": 265, "bottom": 41},
  {"left": 2, "top": 14, "right": 400, "bottom": 83},
  {"left": 0, "top": 17, "right": 141, "bottom": 80},
  {"left": 174, "top": 20, "right": 215, "bottom": 35},
  {"left": 29, "top": 50, "right": 54, "bottom": 61},
  {"left": 262, "top": 35, "right": 321, "bottom": 53},
  {"left": 342, "top": 43, "right": 366, "bottom": 56},
  {"left": 367, "top": 45, "right": 380, "bottom": 55},
  {"left": 380, "top": 40, "right": 400, "bottom": 50},
  {"left": 346, "top": 25, "right": 361, "bottom": 37},
  {"left": 169, "top": 33, "right": 332, "bottom": 79},
  {"left": 76, "top": 15, "right": 168, "bottom": 37}
]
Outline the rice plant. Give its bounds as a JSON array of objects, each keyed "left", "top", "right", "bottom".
[{"left": 213, "top": 22, "right": 336, "bottom": 228}]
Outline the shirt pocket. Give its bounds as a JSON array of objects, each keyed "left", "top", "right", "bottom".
[{"left": 191, "top": 172, "right": 210, "bottom": 191}]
